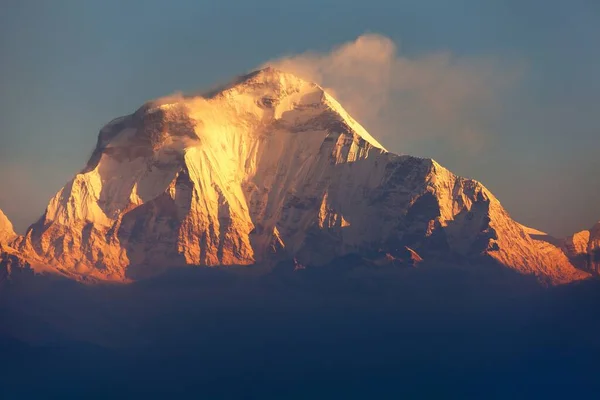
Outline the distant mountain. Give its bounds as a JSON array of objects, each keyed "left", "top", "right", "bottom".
[
  {"left": 0, "top": 209, "right": 33, "bottom": 284},
  {"left": 0, "top": 209, "right": 16, "bottom": 245},
  {"left": 2, "top": 68, "right": 589, "bottom": 284},
  {"left": 562, "top": 221, "right": 600, "bottom": 275}
]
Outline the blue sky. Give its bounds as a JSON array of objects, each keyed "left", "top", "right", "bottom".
[{"left": 0, "top": 0, "right": 598, "bottom": 236}]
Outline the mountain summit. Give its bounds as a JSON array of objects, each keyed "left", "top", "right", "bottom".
[{"left": 9, "top": 68, "right": 589, "bottom": 284}]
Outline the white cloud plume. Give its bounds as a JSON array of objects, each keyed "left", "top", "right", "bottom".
[{"left": 263, "top": 34, "right": 523, "bottom": 154}]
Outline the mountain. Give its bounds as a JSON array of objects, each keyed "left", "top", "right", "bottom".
[
  {"left": 563, "top": 221, "right": 600, "bottom": 274},
  {"left": 0, "top": 209, "right": 34, "bottom": 283},
  {"left": 0, "top": 209, "right": 16, "bottom": 245},
  {"left": 10, "top": 68, "right": 589, "bottom": 284}
]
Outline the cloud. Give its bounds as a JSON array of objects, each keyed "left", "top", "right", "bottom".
[
  {"left": 263, "top": 34, "right": 524, "bottom": 154},
  {"left": 147, "top": 91, "right": 186, "bottom": 108}
]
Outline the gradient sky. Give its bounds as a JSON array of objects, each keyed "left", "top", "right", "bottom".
[{"left": 0, "top": 0, "right": 598, "bottom": 236}]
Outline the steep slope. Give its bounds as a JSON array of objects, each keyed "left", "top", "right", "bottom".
[
  {"left": 0, "top": 208, "right": 17, "bottom": 245},
  {"left": 16, "top": 68, "right": 588, "bottom": 284},
  {"left": 563, "top": 222, "right": 600, "bottom": 274}
]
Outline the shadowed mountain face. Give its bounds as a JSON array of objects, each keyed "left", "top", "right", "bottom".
[{"left": 0, "top": 68, "right": 588, "bottom": 285}]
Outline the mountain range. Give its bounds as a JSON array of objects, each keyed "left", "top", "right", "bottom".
[{"left": 0, "top": 68, "right": 597, "bottom": 285}]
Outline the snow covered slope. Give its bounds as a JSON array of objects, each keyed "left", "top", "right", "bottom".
[
  {"left": 15, "top": 68, "right": 588, "bottom": 284},
  {"left": 0, "top": 209, "right": 17, "bottom": 245}
]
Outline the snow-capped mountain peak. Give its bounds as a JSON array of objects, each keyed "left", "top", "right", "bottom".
[{"left": 13, "top": 69, "right": 589, "bottom": 284}]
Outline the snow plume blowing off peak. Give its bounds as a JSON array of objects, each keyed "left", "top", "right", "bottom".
[{"left": 263, "top": 34, "right": 523, "bottom": 155}]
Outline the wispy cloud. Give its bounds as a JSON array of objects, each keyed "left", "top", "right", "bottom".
[{"left": 263, "top": 34, "right": 524, "bottom": 154}]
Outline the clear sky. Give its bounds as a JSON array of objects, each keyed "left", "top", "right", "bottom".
[{"left": 0, "top": 0, "right": 598, "bottom": 236}]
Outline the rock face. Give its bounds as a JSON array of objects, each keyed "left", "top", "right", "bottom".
[
  {"left": 14, "top": 68, "right": 589, "bottom": 284},
  {"left": 563, "top": 222, "right": 600, "bottom": 275}
]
